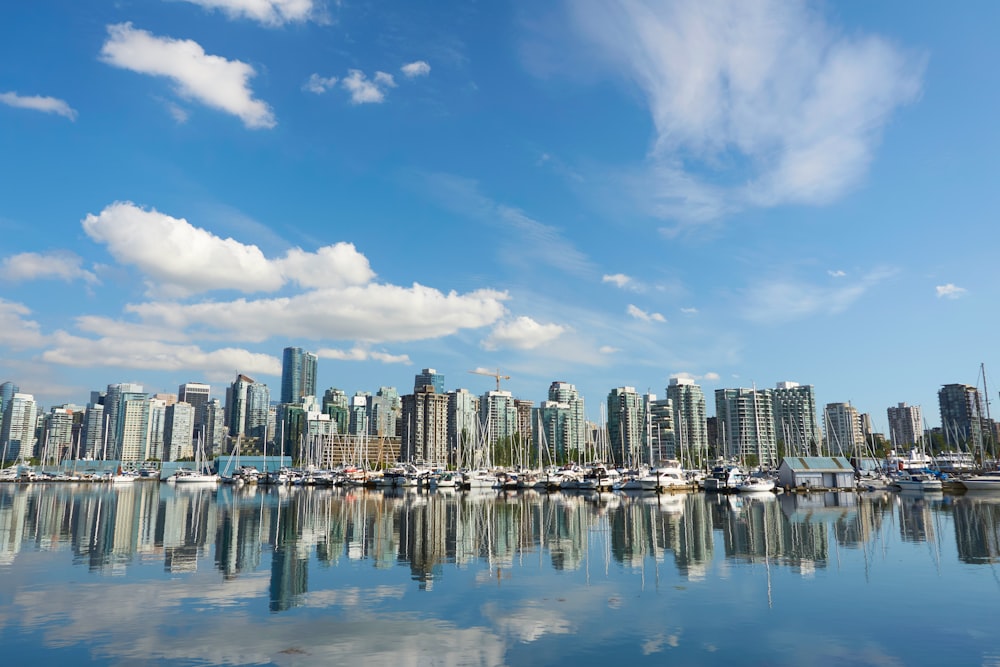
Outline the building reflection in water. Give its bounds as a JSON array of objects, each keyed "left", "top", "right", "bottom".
[{"left": 0, "top": 483, "right": 984, "bottom": 612}]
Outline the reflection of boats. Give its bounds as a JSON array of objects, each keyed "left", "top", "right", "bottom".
[
  {"left": 891, "top": 471, "right": 942, "bottom": 492},
  {"left": 960, "top": 471, "right": 1000, "bottom": 491}
]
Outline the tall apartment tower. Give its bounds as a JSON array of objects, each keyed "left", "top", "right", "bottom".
[
  {"left": 548, "top": 382, "right": 586, "bottom": 455},
  {"left": 666, "top": 378, "right": 708, "bottom": 465},
  {"left": 647, "top": 394, "right": 676, "bottom": 463},
  {"left": 887, "top": 402, "right": 923, "bottom": 448},
  {"left": 0, "top": 393, "right": 37, "bottom": 462},
  {"left": 938, "top": 384, "right": 984, "bottom": 449},
  {"left": 771, "top": 381, "right": 821, "bottom": 456},
  {"left": 164, "top": 402, "right": 195, "bottom": 461},
  {"left": 178, "top": 382, "right": 211, "bottom": 440},
  {"left": 447, "top": 388, "right": 478, "bottom": 460},
  {"left": 715, "top": 388, "right": 777, "bottom": 467},
  {"left": 401, "top": 386, "right": 450, "bottom": 465},
  {"left": 0, "top": 381, "right": 19, "bottom": 434},
  {"left": 607, "top": 386, "right": 644, "bottom": 467},
  {"left": 479, "top": 390, "right": 518, "bottom": 455},
  {"left": 824, "top": 402, "right": 863, "bottom": 456},
  {"left": 414, "top": 368, "right": 445, "bottom": 394},
  {"left": 281, "top": 347, "right": 318, "bottom": 404},
  {"left": 104, "top": 383, "right": 146, "bottom": 459}
]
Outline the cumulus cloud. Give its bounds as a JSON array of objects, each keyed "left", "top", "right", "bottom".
[
  {"left": 0, "top": 251, "right": 98, "bottom": 284},
  {"left": 0, "top": 91, "right": 77, "bottom": 120},
  {"left": 304, "top": 73, "right": 338, "bottom": 93},
  {"left": 177, "top": 0, "right": 319, "bottom": 26},
  {"left": 936, "top": 283, "right": 966, "bottom": 299},
  {"left": 565, "top": 1, "right": 925, "bottom": 223},
  {"left": 626, "top": 304, "right": 665, "bottom": 322},
  {"left": 401, "top": 60, "right": 431, "bottom": 78},
  {"left": 81, "top": 202, "right": 374, "bottom": 297},
  {"left": 670, "top": 371, "right": 719, "bottom": 383},
  {"left": 481, "top": 316, "right": 566, "bottom": 351},
  {"left": 318, "top": 347, "right": 411, "bottom": 364},
  {"left": 342, "top": 69, "right": 396, "bottom": 104},
  {"left": 100, "top": 22, "right": 276, "bottom": 129}
]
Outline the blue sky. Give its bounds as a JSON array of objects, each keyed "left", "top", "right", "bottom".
[{"left": 1, "top": 1, "right": 998, "bottom": 430}]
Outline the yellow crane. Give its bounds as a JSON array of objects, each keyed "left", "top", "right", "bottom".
[{"left": 468, "top": 368, "right": 510, "bottom": 392}]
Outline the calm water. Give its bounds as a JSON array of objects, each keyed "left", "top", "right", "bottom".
[{"left": 1, "top": 483, "right": 999, "bottom": 666}]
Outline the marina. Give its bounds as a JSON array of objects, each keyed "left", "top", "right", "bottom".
[{"left": 1, "top": 482, "right": 999, "bottom": 665}]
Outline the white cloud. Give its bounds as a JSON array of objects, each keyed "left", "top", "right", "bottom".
[
  {"left": 566, "top": 1, "right": 925, "bottom": 223},
  {"left": 0, "top": 91, "right": 77, "bottom": 120},
  {"left": 81, "top": 202, "right": 374, "bottom": 297},
  {"left": 626, "top": 304, "right": 665, "bottom": 323},
  {"left": 304, "top": 73, "right": 338, "bottom": 94},
  {"left": 603, "top": 273, "right": 632, "bottom": 289},
  {"left": 342, "top": 69, "right": 396, "bottom": 104},
  {"left": 481, "top": 316, "right": 566, "bottom": 351},
  {"left": 42, "top": 333, "right": 281, "bottom": 376},
  {"left": 680, "top": 307, "right": 698, "bottom": 315},
  {"left": 82, "top": 201, "right": 284, "bottom": 296},
  {"left": 100, "top": 22, "right": 276, "bottom": 129},
  {"left": 936, "top": 283, "right": 966, "bottom": 299},
  {"left": 317, "top": 347, "right": 411, "bottom": 364},
  {"left": 401, "top": 60, "right": 431, "bottom": 78},
  {"left": 828, "top": 269, "right": 846, "bottom": 278},
  {"left": 177, "top": 0, "right": 319, "bottom": 26},
  {"left": 0, "top": 251, "right": 98, "bottom": 284},
  {"left": 670, "top": 371, "right": 718, "bottom": 383},
  {"left": 599, "top": 345, "right": 621, "bottom": 354},
  {"left": 0, "top": 299, "right": 45, "bottom": 350},
  {"left": 127, "top": 283, "right": 508, "bottom": 344}
]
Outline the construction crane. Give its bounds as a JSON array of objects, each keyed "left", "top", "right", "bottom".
[{"left": 468, "top": 368, "right": 510, "bottom": 392}]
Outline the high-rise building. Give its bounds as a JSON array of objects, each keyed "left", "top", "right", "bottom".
[
  {"left": 349, "top": 393, "right": 370, "bottom": 436},
  {"left": 226, "top": 374, "right": 255, "bottom": 438},
  {"left": 401, "top": 386, "right": 450, "bottom": 465},
  {"left": 666, "top": 378, "right": 708, "bottom": 465},
  {"left": 715, "top": 388, "right": 777, "bottom": 467},
  {"left": 368, "top": 386, "right": 401, "bottom": 437},
  {"left": 0, "top": 381, "right": 19, "bottom": 434},
  {"left": 281, "top": 347, "right": 318, "bottom": 404},
  {"left": 447, "top": 388, "right": 478, "bottom": 463},
  {"left": 887, "top": 402, "right": 923, "bottom": 448},
  {"left": 119, "top": 395, "right": 156, "bottom": 463},
  {"left": 824, "top": 402, "right": 863, "bottom": 457},
  {"left": 82, "top": 403, "right": 105, "bottom": 460},
  {"left": 414, "top": 368, "right": 445, "bottom": 394},
  {"left": 547, "top": 382, "right": 586, "bottom": 455},
  {"left": 607, "top": 386, "right": 644, "bottom": 467},
  {"left": 647, "top": 395, "right": 676, "bottom": 463},
  {"left": 204, "top": 399, "right": 226, "bottom": 457},
  {"left": 41, "top": 407, "right": 76, "bottom": 463},
  {"left": 0, "top": 393, "right": 37, "bottom": 462},
  {"left": 178, "top": 382, "right": 211, "bottom": 440},
  {"left": 771, "top": 381, "right": 821, "bottom": 456},
  {"left": 322, "top": 388, "right": 349, "bottom": 435},
  {"left": 104, "top": 383, "right": 146, "bottom": 459},
  {"left": 479, "top": 390, "right": 518, "bottom": 454},
  {"left": 246, "top": 383, "right": 271, "bottom": 444},
  {"left": 938, "top": 384, "right": 984, "bottom": 450},
  {"left": 165, "top": 402, "right": 195, "bottom": 461}
]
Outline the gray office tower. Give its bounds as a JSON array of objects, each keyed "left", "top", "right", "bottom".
[{"left": 281, "top": 347, "right": 318, "bottom": 404}]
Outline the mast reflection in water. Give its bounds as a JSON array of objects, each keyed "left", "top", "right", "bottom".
[{"left": 1, "top": 484, "right": 999, "bottom": 665}]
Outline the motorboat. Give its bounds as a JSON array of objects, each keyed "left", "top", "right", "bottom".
[
  {"left": 702, "top": 464, "right": 746, "bottom": 492},
  {"left": 959, "top": 470, "right": 1000, "bottom": 491},
  {"left": 736, "top": 475, "right": 776, "bottom": 493},
  {"left": 891, "top": 470, "right": 942, "bottom": 492}
]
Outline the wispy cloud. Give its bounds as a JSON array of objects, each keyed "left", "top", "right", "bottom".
[
  {"left": 100, "top": 23, "right": 276, "bottom": 128},
  {"left": 670, "top": 371, "right": 719, "bottom": 383},
  {"left": 342, "top": 69, "right": 396, "bottom": 104},
  {"left": 828, "top": 269, "right": 846, "bottom": 278},
  {"left": 599, "top": 345, "right": 621, "bottom": 354},
  {"left": 401, "top": 60, "right": 431, "bottom": 78},
  {"left": 0, "top": 251, "right": 98, "bottom": 284},
  {"left": 177, "top": 0, "right": 320, "bottom": 27},
  {"left": 741, "top": 268, "right": 894, "bottom": 324},
  {"left": 0, "top": 91, "right": 77, "bottom": 120},
  {"left": 0, "top": 299, "right": 45, "bottom": 350},
  {"left": 603, "top": 273, "right": 633, "bottom": 289},
  {"left": 564, "top": 1, "right": 925, "bottom": 225},
  {"left": 936, "top": 283, "right": 966, "bottom": 299},
  {"left": 626, "top": 304, "right": 665, "bottom": 322},
  {"left": 680, "top": 307, "right": 698, "bottom": 315}
]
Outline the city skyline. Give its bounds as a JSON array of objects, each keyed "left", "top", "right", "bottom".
[{"left": 2, "top": 2, "right": 999, "bottom": 426}]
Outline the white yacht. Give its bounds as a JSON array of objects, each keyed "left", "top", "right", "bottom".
[
  {"left": 891, "top": 470, "right": 942, "bottom": 492},
  {"left": 959, "top": 470, "right": 1000, "bottom": 491}
]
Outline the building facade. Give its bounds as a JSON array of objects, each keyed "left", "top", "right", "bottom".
[{"left": 666, "top": 378, "right": 709, "bottom": 466}]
